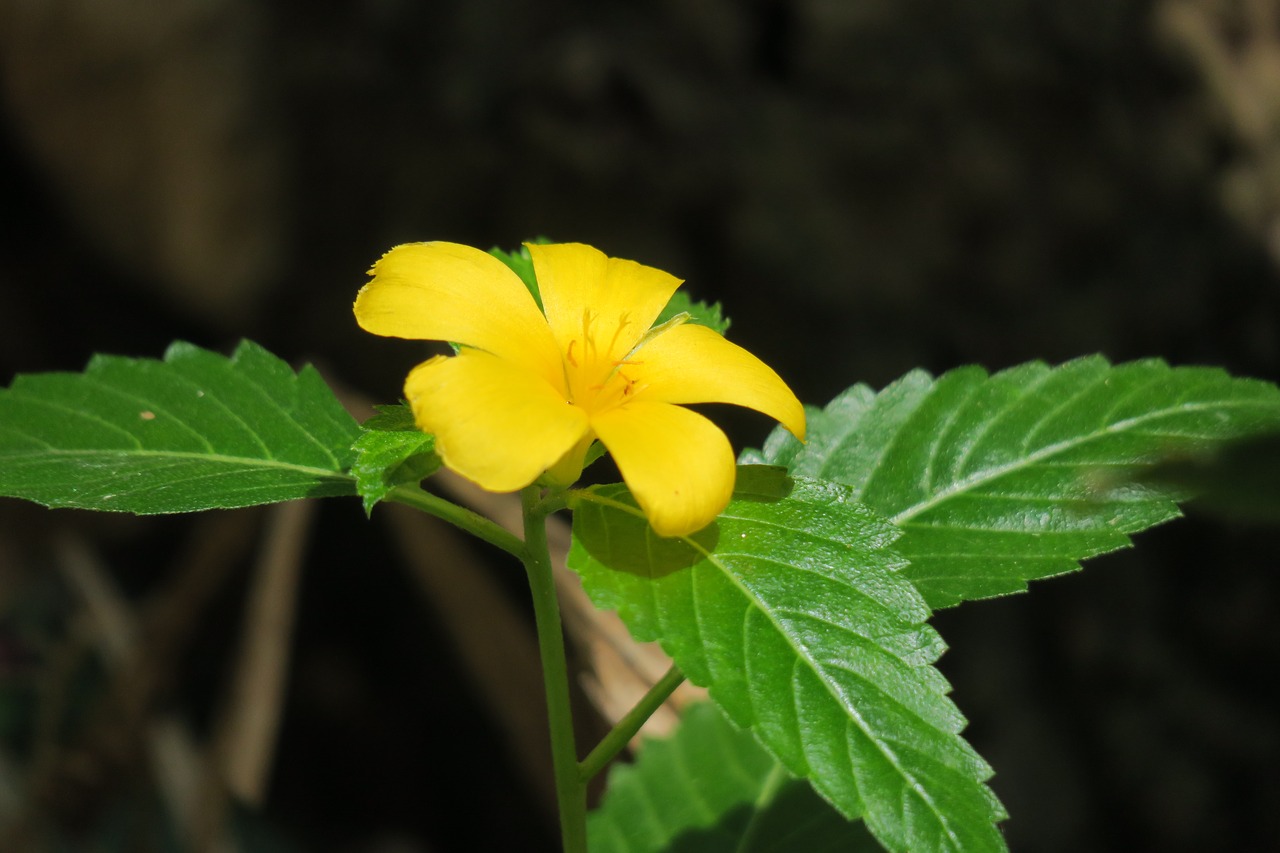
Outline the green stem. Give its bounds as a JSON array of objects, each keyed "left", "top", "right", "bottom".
[
  {"left": 579, "top": 663, "right": 685, "bottom": 783},
  {"left": 386, "top": 484, "right": 524, "bottom": 557},
  {"left": 521, "top": 486, "right": 588, "bottom": 852},
  {"left": 737, "top": 762, "right": 791, "bottom": 849}
]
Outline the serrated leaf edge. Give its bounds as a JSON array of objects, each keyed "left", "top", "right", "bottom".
[{"left": 573, "top": 489, "right": 997, "bottom": 850}]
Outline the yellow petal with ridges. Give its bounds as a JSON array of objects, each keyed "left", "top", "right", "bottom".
[
  {"left": 529, "top": 243, "right": 683, "bottom": 364},
  {"left": 405, "top": 351, "right": 590, "bottom": 492},
  {"left": 591, "top": 401, "right": 736, "bottom": 537},
  {"left": 355, "top": 242, "right": 562, "bottom": 387},
  {"left": 628, "top": 323, "right": 806, "bottom": 440}
]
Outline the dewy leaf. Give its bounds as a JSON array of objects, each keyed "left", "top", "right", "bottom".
[
  {"left": 589, "top": 702, "right": 882, "bottom": 853},
  {"left": 743, "top": 357, "right": 1280, "bottom": 607},
  {"left": 0, "top": 340, "right": 361, "bottom": 513},
  {"left": 351, "top": 403, "right": 441, "bottom": 514},
  {"left": 570, "top": 467, "right": 1008, "bottom": 853}
]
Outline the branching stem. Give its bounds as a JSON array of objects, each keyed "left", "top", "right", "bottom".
[
  {"left": 579, "top": 663, "right": 685, "bottom": 782},
  {"left": 385, "top": 484, "right": 524, "bottom": 557},
  {"left": 395, "top": 481, "right": 687, "bottom": 850}
]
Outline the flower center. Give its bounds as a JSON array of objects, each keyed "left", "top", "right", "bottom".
[{"left": 561, "top": 309, "right": 644, "bottom": 415}]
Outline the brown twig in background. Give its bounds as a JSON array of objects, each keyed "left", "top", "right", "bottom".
[
  {"left": 52, "top": 535, "right": 224, "bottom": 852},
  {"left": 197, "top": 500, "right": 315, "bottom": 852}
]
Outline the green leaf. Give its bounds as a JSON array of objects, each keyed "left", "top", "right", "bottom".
[
  {"left": 570, "top": 467, "right": 1007, "bottom": 853},
  {"left": 744, "top": 357, "right": 1280, "bottom": 607},
  {"left": 589, "top": 702, "right": 883, "bottom": 853},
  {"left": 0, "top": 340, "right": 361, "bottom": 513},
  {"left": 655, "top": 290, "right": 730, "bottom": 336},
  {"left": 351, "top": 404, "right": 441, "bottom": 514},
  {"left": 489, "top": 240, "right": 548, "bottom": 310}
]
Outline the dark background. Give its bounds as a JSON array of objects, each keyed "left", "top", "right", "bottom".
[{"left": 1, "top": 1, "right": 1278, "bottom": 851}]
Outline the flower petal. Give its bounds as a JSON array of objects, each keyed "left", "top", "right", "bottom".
[
  {"left": 591, "top": 401, "right": 736, "bottom": 537},
  {"left": 355, "top": 242, "right": 562, "bottom": 380},
  {"left": 529, "top": 243, "right": 683, "bottom": 361},
  {"left": 405, "top": 350, "right": 590, "bottom": 492},
  {"left": 627, "top": 323, "right": 806, "bottom": 440}
]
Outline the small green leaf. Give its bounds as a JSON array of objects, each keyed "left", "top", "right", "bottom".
[
  {"left": 489, "top": 241, "right": 547, "bottom": 310},
  {"left": 655, "top": 290, "right": 730, "bottom": 336},
  {"left": 0, "top": 340, "right": 360, "bottom": 513},
  {"left": 570, "top": 467, "right": 1007, "bottom": 853},
  {"left": 351, "top": 403, "right": 441, "bottom": 514},
  {"left": 744, "top": 357, "right": 1280, "bottom": 607},
  {"left": 589, "top": 702, "right": 882, "bottom": 853}
]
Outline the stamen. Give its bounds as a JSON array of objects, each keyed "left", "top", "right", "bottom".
[
  {"left": 566, "top": 340, "right": 578, "bottom": 367},
  {"left": 605, "top": 312, "right": 632, "bottom": 355},
  {"left": 581, "top": 309, "right": 597, "bottom": 358},
  {"left": 616, "top": 368, "right": 639, "bottom": 399}
]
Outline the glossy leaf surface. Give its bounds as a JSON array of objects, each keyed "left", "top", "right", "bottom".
[
  {"left": 744, "top": 357, "right": 1280, "bottom": 607},
  {"left": 570, "top": 467, "right": 1007, "bottom": 852},
  {"left": 0, "top": 340, "right": 359, "bottom": 512}
]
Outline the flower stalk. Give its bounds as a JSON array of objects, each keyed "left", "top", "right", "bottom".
[{"left": 520, "top": 486, "right": 589, "bottom": 852}]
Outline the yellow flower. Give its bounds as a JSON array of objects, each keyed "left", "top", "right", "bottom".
[{"left": 354, "top": 241, "right": 805, "bottom": 537}]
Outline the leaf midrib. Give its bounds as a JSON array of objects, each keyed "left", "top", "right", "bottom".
[
  {"left": 577, "top": 491, "right": 964, "bottom": 849},
  {"left": 888, "top": 399, "right": 1268, "bottom": 525},
  {"left": 696, "top": 557, "right": 956, "bottom": 848},
  {"left": 0, "top": 446, "right": 352, "bottom": 481}
]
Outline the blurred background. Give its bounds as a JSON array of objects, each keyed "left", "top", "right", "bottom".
[{"left": 1, "top": 0, "right": 1278, "bottom": 850}]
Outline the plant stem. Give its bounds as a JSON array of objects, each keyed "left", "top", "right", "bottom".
[
  {"left": 386, "top": 484, "right": 525, "bottom": 557},
  {"left": 521, "top": 486, "right": 588, "bottom": 852},
  {"left": 737, "top": 762, "right": 791, "bottom": 849},
  {"left": 578, "top": 664, "right": 685, "bottom": 783}
]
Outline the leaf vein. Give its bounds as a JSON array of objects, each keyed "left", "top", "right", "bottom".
[{"left": 893, "top": 399, "right": 1276, "bottom": 524}]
